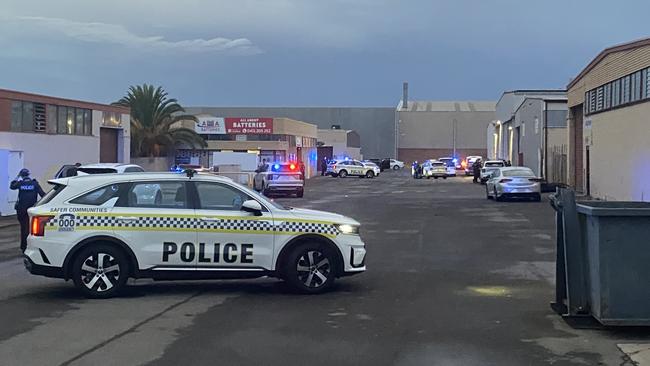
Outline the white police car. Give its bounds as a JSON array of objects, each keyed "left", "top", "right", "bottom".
[
  {"left": 327, "top": 159, "right": 377, "bottom": 178},
  {"left": 24, "top": 171, "right": 366, "bottom": 298}
]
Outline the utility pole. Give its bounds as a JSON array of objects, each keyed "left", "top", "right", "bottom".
[{"left": 452, "top": 118, "right": 457, "bottom": 158}]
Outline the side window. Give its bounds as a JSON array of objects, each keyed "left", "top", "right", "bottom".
[
  {"left": 195, "top": 182, "right": 253, "bottom": 211},
  {"left": 70, "top": 184, "right": 124, "bottom": 206},
  {"left": 124, "top": 167, "right": 144, "bottom": 173},
  {"left": 120, "top": 181, "right": 188, "bottom": 209}
]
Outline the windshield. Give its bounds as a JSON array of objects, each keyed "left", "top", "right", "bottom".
[{"left": 503, "top": 169, "right": 534, "bottom": 177}]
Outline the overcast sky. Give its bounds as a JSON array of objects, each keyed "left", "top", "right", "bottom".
[{"left": 1, "top": 0, "right": 649, "bottom": 107}]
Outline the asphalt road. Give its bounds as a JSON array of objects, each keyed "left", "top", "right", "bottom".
[{"left": 0, "top": 171, "right": 648, "bottom": 366}]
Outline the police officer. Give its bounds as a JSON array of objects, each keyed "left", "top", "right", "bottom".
[
  {"left": 320, "top": 157, "right": 328, "bottom": 176},
  {"left": 256, "top": 158, "right": 269, "bottom": 173},
  {"left": 472, "top": 158, "right": 482, "bottom": 183},
  {"left": 10, "top": 169, "right": 45, "bottom": 252}
]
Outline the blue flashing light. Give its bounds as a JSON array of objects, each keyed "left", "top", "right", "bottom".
[
  {"left": 272, "top": 164, "right": 280, "bottom": 171},
  {"left": 452, "top": 158, "right": 458, "bottom": 163}
]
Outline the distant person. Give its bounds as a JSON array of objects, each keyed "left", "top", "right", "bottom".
[
  {"left": 321, "top": 157, "right": 328, "bottom": 176},
  {"left": 10, "top": 169, "right": 46, "bottom": 252},
  {"left": 256, "top": 159, "right": 269, "bottom": 173},
  {"left": 472, "top": 158, "right": 482, "bottom": 183}
]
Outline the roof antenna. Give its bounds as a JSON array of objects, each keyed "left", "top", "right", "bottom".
[{"left": 184, "top": 169, "right": 196, "bottom": 179}]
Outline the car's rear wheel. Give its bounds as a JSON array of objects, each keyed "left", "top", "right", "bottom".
[
  {"left": 366, "top": 170, "right": 375, "bottom": 178},
  {"left": 296, "top": 189, "right": 304, "bottom": 198},
  {"left": 393, "top": 165, "right": 400, "bottom": 170},
  {"left": 283, "top": 242, "right": 337, "bottom": 294},
  {"left": 338, "top": 170, "right": 348, "bottom": 178},
  {"left": 494, "top": 188, "right": 503, "bottom": 202},
  {"left": 533, "top": 193, "right": 541, "bottom": 202},
  {"left": 71, "top": 244, "right": 129, "bottom": 299}
]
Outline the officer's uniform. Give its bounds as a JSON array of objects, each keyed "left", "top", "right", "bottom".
[
  {"left": 472, "top": 160, "right": 482, "bottom": 183},
  {"left": 10, "top": 172, "right": 45, "bottom": 252}
]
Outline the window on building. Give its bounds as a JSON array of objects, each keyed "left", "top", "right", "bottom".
[
  {"left": 21, "top": 102, "right": 34, "bottom": 132},
  {"left": 622, "top": 75, "right": 631, "bottom": 104},
  {"left": 83, "top": 109, "right": 92, "bottom": 135},
  {"left": 33, "top": 103, "right": 46, "bottom": 132},
  {"left": 57, "top": 106, "right": 68, "bottom": 134},
  {"left": 589, "top": 90, "right": 597, "bottom": 114},
  {"left": 10, "top": 102, "right": 22, "bottom": 132},
  {"left": 631, "top": 71, "right": 642, "bottom": 102},
  {"left": 66, "top": 107, "right": 75, "bottom": 134},
  {"left": 47, "top": 105, "right": 57, "bottom": 133},
  {"left": 646, "top": 67, "right": 650, "bottom": 99},
  {"left": 604, "top": 83, "right": 612, "bottom": 109},
  {"left": 596, "top": 86, "right": 604, "bottom": 111},
  {"left": 612, "top": 79, "right": 621, "bottom": 107},
  {"left": 75, "top": 108, "right": 84, "bottom": 135}
]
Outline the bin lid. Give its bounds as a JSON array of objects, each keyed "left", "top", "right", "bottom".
[{"left": 576, "top": 201, "right": 650, "bottom": 216}]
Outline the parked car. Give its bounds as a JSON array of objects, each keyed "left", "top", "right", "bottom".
[
  {"left": 361, "top": 161, "right": 381, "bottom": 176},
  {"left": 55, "top": 163, "right": 144, "bottom": 178},
  {"left": 437, "top": 157, "right": 457, "bottom": 177},
  {"left": 463, "top": 156, "right": 483, "bottom": 176},
  {"left": 253, "top": 162, "right": 304, "bottom": 197},
  {"left": 327, "top": 159, "right": 377, "bottom": 178},
  {"left": 423, "top": 160, "right": 448, "bottom": 179},
  {"left": 485, "top": 167, "right": 543, "bottom": 201},
  {"left": 389, "top": 159, "right": 404, "bottom": 170},
  {"left": 480, "top": 160, "right": 506, "bottom": 183}
]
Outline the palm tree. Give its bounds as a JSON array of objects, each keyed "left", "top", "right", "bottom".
[{"left": 114, "top": 84, "right": 206, "bottom": 157}]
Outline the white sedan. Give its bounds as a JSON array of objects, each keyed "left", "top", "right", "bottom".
[{"left": 485, "top": 167, "right": 543, "bottom": 202}]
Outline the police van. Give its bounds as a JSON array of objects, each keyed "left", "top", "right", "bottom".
[
  {"left": 327, "top": 160, "right": 378, "bottom": 178},
  {"left": 24, "top": 171, "right": 366, "bottom": 298}
]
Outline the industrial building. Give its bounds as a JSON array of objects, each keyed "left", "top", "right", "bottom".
[
  {"left": 176, "top": 116, "right": 318, "bottom": 177},
  {"left": 184, "top": 107, "right": 395, "bottom": 160},
  {"left": 567, "top": 37, "right": 650, "bottom": 201},
  {"left": 0, "top": 88, "right": 130, "bottom": 215},
  {"left": 396, "top": 100, "right": 496, "bottom": 163},
  {"left": 489, "top": 90, "right": 568, "bottom": 183},
  {"left": 316, "top": 128, "right": 362, "bottom": 161}
]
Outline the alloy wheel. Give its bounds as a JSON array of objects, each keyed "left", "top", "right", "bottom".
[
  {"left": 80, "top": 253, "right": 120, "bottom": 292},
  {"left": 296, "top": 250, "right": 331, "bottom": 288}
]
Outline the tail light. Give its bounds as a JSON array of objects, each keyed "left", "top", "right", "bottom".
[
  {"left": 332, "top": 164, "right": 336, "bottom": 170},
  {"left": 499, "top": 179, "right": 512, "bottom": 183},
  {"left": 528, "top": 178, "right": 544, "bottom": 182},
  {"left": 31, "top": 215, "right": 54, "bottom": 237}
]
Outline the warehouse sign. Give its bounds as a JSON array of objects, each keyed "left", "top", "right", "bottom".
[
  {"left": 225, "top": 117, "right": 273, "bottom": 134},
  {"left": 195, "top": 116, "right": 226, "bottom": 134}
]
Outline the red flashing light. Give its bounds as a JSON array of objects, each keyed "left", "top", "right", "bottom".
[
  {"left": 289, "top": 163, "right": 296, "bottom": 170},
  {"left": 461, "top": 161, "right": 467, "bottom": 168}
]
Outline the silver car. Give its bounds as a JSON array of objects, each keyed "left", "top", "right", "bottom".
[{"left": 485, "top": 167, "right": 543, "bottom": 201}]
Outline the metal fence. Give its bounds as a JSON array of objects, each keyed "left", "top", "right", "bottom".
[{"left": 549, "top": 144, "right": 567, "bottom": 185}]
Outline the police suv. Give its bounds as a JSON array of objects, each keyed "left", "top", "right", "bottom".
[
  {"left": 327, "top": 160, "right": 378, "bottom": 178},
  {"left": 253, "top": 162, "right": 304, "bottom": 197},
  {"left": 24, "top": 171, "right": 366, "bottom": 298}
]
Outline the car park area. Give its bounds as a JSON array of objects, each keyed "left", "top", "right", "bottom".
[{"left": 0, "top": 170, "right": 647, "bottom": 365}]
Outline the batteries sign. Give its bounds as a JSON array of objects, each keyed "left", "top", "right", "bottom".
[{"left": 225, "top": 118, "right": 273, "bottom": 134}]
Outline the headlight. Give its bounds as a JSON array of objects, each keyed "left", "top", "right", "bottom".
[{"left": 336, "top": 224, "right": 360, "bottom": 235}]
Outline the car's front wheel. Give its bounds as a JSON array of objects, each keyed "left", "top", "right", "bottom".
[
  {"left": 494, "top": 188, "right": 503, "bottom": 202},
  {"left": 283, "top": 242, "right": 337, "bottom": 294},
  {"left": 71, "top": 244, "right": 129, "bottom": 298},
  {"left": 486, "top": 186, "right": 492, "bottom": 200},
  {"left": 365, "top": 170, "right": 375, "bottom": 178},
  {"left": 393, "top": 165, "right": 400, "bottom": 170}
]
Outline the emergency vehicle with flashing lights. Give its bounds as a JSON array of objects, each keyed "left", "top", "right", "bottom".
[
  {"left": 423, "top": 160, "right": 448, "bottom": 179},
  {"left": 253, "top": 162, "right": 305, "bottom": 197},
  {"left": 326, "top": 159, "right": 378, "bottom": 178},
  {"left": 24, "top": 170, "right": 366, "bottom": 298}
]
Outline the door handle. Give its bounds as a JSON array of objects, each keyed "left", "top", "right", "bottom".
[
  {"left": 200, "top": 217, "right": 222, "bottom": 222},
  {"left": 116, "top": 216, "right": 138, "bottom": 222}
]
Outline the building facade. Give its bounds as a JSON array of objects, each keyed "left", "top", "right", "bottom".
[
  {"left": 396, "top": 100, "right": 496, "bottom": 163},
  {"left": 184, "top": 107, "right": 395, "bottom": 160},
  {"left": 177, "top": 116, "right": 318, "bottom": 177},
  {"left": 0, "top": 88, "right": 130, "bottom": 215},
  {"left": 506, "top": 97, "right": 568, "bottom": 182},
  {"left": 317, "top": 129, "right": 362, "bottom": 161},
  {"left": 567, "top": 38, "right": 650, "bottom": 201}
]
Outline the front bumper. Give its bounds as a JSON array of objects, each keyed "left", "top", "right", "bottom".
[{"left": 337, "top": 234, "right": 366, "bottom": 274}]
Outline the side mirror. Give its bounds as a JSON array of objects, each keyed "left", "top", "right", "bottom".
[{"left": 241, "top": 200, "right": 263, "bottom": 216}]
